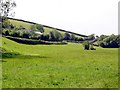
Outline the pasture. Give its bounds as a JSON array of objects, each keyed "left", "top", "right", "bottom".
[{"left": 2, "top": 37, "right": 118, "bottom": 88}]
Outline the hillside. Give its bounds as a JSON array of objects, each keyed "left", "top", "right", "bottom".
[
  {"left": 8, "top": 17, "right": 87, "bottom": 38},
  {"left": 2, "top": 17, "right": 120, "bottom": 48}
]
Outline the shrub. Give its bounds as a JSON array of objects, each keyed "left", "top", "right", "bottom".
[
  {"left": 63, "top": 32, "right": 71, "bottom": 40},
  {"left": 35, "top": 24, "right": 44, "bottom": 33},
  {"left": 40, "top": 34, "right": 50, "bottom": 41},
  {"left": 20, "top": 31, "right": 30, "bottom": 39},
  {"left": 2, "top": 19, "right": 10, "bottom": 29},
  {"left": 98, "top": 34, "right": 120, "bottom": 48},
  {"left": 71, "top": 34, "right": 76, "bottom": 40},
  {"left": 30, "top": 24, "right": 44, "bottom": 33},
  {"left": 90, "top": 45, "right": 96, "bottom": 50},
  {"left": 49, "top": 30, "right": 63, "bottom": 41},
  {"left": 9, "top": 30, "right": 20, "bottom": 37},
  {"left": 78, "top": 37, "right": 84, "bottom": 41},
  {"left": 83, "top": 41, "right": 89, "bottom": 50},
  {"left": 2, "top": 29, "right": 9, "bottom": 36}
]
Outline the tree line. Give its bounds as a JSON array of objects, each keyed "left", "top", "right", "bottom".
[
  {"left": 97, "top": 34, "right": 120, "bottom": 48},
  {"left": 1, "top": 18, "right": 85, "bottom": 42}
]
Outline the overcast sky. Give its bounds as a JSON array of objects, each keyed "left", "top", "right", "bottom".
[{"left": 13, "top": 0, "right": 119, "bottom": 35}]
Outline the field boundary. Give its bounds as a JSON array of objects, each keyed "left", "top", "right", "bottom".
[{"left": 4, "top": 36, "right": 67, "bottom": 45}]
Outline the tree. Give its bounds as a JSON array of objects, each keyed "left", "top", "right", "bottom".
[
  {"left": 2, "top": 19, "right": 10, "bottom": 28},
  {"left": 88, "top": 34, "right": 95, "bottom": 40},
  {"left": 116, "top": 35, "right": 120, "bottom": 47},
  {"left": 97, "top": 35, "right": 108, "bottom": 41},
  {"left": 63, "top": 32, "right": 71, "bottom": 40},
  {"left": 30, "top": 24, "right": 44, "bottom": 33},
  {"left": 49, "top": 30, "right": 63, "bottom": 41},
  {"left": 0, "top": 0, "right": 16, "bottom": 36},
  {"left": 90, "top": 44, "right": 96, "bottom": 50},
  {"left": 10, "top": 24, "right": 14, "bottom": 29},
  {"left": 78, "top": 37, "right": 84, "bottom": 41},
  {"left": 9, "top": 30, "right": 20, "bottom": 37},
  {"left": 35, "top": 24, "right": 44, "bottom": 33},
  {"left": 49, "top": 31, "right": 55, "bottom": 41},
  {"left": 40, "top": 34, "right": 49, "bottom": 41},
  {"left": 98, "top": 34, "right": 120, "bottom": 48},
  {"left": 83, "top": 41, "right": 89, "bottom": 50},
  {"left": 20, "top": 31, "right": 30, "bottom": 39},
  {"left": 0, "top": 0, "right": 16, "bottom": 17},
  {"left": 71, "top": 34, "right": 76, "bottom": 40},
  {"left": 2, "top": 29, "right": 9, "bottom": 35}
]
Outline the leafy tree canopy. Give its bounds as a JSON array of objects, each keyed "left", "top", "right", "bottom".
[{"left": 0, "top": 0, "right": 16, "bottom": 17}]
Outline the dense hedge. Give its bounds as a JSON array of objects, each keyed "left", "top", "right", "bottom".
[{"left": 5, "top": 36, "right": 67, "bottom": 45}]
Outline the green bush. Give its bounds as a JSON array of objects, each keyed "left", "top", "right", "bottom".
[
  {"left": 2, "top": 29, "right": 9, "bottom": 36},
  {"left": 49, "top": 30, "right": 63, "bottom": 41},
  {"left": 90, "top": 45, "right": 96, "bottom": 50},
  {"left": 83, "top": 41, "right": 89, "bottom": 50},
  {"left": 35, "top": 24, "right": 44, "bottom": 33},
  {"left": 30, "top": 24, "right": 44, "bottom": 33},
  {"left": 63, "top": 32, "right": 71, "bottom": 40},
  {"left": 9, "top": 30, "right": 20, "bottom": 37},
  {"left": 98, "top": 34, "right": 120, "bottom": 48},
  {"left": 2, "top": 19, "right": 10, "bottom": 29}
]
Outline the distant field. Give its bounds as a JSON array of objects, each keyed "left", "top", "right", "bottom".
[
  {"left": 9, "top": 19, "right": 62, "bottom": 34},
  {"left": 9, "top": 19, "right": 82, "bottom": 38},
  {"left": 1, "top": 37, "right": 118, "bottom": 88},
  {"left": 9, "top": 19, "right": 33, "bottom": 30}
]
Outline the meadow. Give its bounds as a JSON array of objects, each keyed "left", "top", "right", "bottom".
[{"left": 2, "top": 37, "right": 118, "bottom": 88}]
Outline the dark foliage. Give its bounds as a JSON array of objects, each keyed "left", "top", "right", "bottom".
[
  {"left": 30, "top": 24, "right": 44, "bottom": 33},
  {"left": 98, "top": 34, "right": 120, "bottom": 48},
  {"left": 83, "top": 41, "right": 90, "bottom": 50},
  {"left": 49, "top": 30, "right": 63, "bottom": 41},
  {"left": 63, "top": 32, "right": 71, "bottom": 40},
  {"left": 5, "top": 36, "right": 67, "bottom": 45},
  {"left": 90, "top": 45, "right": 96, "bottom": 50},
  {"left": 40, "top": 34, "right": 49, "bottom": 41},
  {"left": 83, "top": 34, "right": 95, "bottom": 41},
  {"left": 0, "top": 0, "right": 16, "bottom": 17}
]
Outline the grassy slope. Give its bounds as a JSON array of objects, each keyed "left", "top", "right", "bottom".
[
  {"left": 9, "top": 19, "right": 82, "bottom": 38},
  {"left": 9, "top": 19, "right": 32, "bottom": 30},
  {"left": 2, "top": 37, "right": 118, "bottom": 88}
]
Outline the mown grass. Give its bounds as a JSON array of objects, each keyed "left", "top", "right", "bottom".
[{"left": 2, "top": 37, "right": 118, "bottom": 88}]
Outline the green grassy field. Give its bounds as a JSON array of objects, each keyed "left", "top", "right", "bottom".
[{"left": 2, "top": 37, "right": 118, "bottom": 88}]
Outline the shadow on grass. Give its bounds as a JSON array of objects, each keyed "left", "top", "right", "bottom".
[
  {"left": 2, "top": 52, "right": 20, "bottom": 59},
  {"left": 2, "top": 52, "right": 49, "bottom": 60}
]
